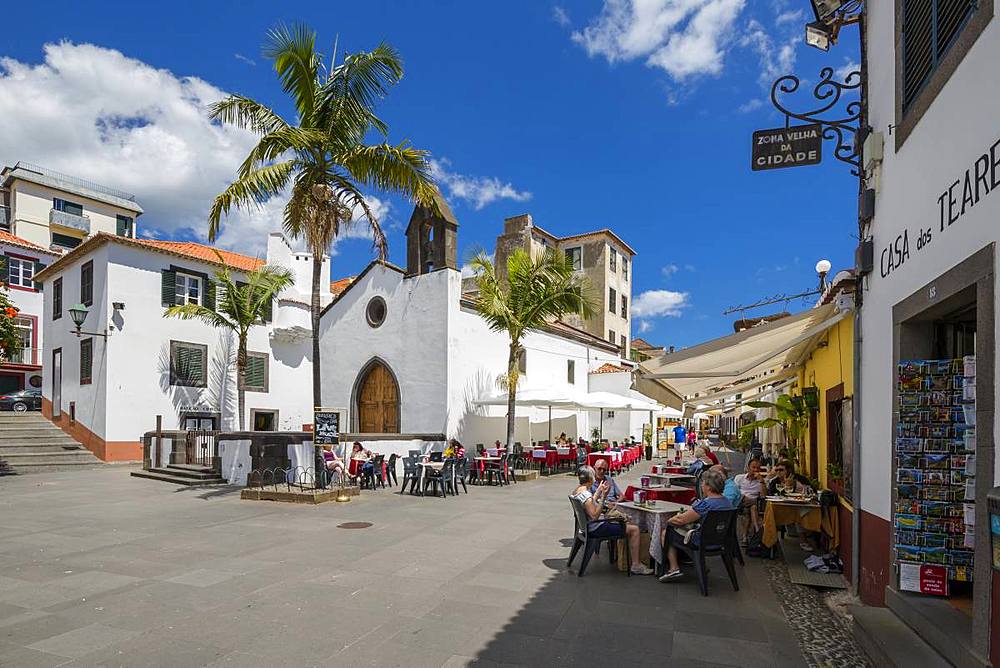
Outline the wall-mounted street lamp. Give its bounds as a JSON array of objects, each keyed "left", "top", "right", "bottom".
[{"left": 68, "top": 303, "right": 110, "bottom": 339}]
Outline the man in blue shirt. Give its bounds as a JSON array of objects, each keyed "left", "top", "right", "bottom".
[
  {"left": 673, "top": 424, "right": 687, "bottom": 445},
  {"left": 589, "top": 459, "right": 622, "bottom": 502},
  {"left": 658, "top": 468, "right": 734, "bottom": 582}
]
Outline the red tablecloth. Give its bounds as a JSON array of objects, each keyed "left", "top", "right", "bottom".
[
  {"left": 532, "top": 450, "right": 558, "bottom": 468},
  {"left": 587, "top": 453, "right": 611, "bottom": 469},
  {"left": 623, "top": 485, "right": 696, "bottom": 504},
  {"left": 556, "top": 446, "right": 577, "bottom": 463}
]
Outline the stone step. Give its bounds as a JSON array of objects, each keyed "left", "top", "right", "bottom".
[
  {"left": 0, "top": 430, "right": 75, "bottom": 441},
  {"left": 0, "top": 414, "right": 49, "bottom": 423},
  {"left": 0, "top": 434, "right": 82, "bottom": 445},
  {"left": 0, "top": 444, "right": 91, "bottom": 455},
  {"left": 851, "top": 605, "right": 951, "bottom": 668},
  {"left": 1, "top": 451, "right": 102, "bottom": 464},
  {"left": 130, "top": 469, "right": 227, "bottom": 486},
  {"left": 155, "top": 465, "right": 222, "bottom": 480}
]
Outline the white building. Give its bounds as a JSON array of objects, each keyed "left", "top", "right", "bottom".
[
  {"left": 34, "top": 231, "right": 329, "bottom": 462},
  {"left": 857, "top": 2, "right": 999, "bottom": 663},
  {"left": 318, "top": 199, "right": 654, "bottom": 457},
  {"left": 1, "top": 162, "right": 143, "bottom": 251},
  {"left": 0, "top": 231, "right": 59, "bottom": 393}
]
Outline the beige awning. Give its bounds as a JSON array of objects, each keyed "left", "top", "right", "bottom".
[{"left": 638, "top": 303, "right": 846, "bottom": 400}]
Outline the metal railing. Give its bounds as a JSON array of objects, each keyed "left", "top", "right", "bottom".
[
  {"left": 16, "top": 162, "right": 137, "bottom": 202},
  {"left": 4, "top": 347, "right": 39, "bottom": 366},
  {"left": 49, "top": 208, "right": 91, "bottom": 233}
]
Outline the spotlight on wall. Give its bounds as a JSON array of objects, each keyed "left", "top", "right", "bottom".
[{"left": 806, "top": 21, "right": 833, "bottom": 51}]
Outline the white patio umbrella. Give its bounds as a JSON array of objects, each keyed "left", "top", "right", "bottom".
[{"left": 475, "top": 389, "right": 579, "bottom": 445}]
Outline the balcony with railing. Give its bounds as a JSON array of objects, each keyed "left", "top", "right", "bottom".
[
  {"left": 49, "top": 208, "right": 91, "bottom": 233},
  {"left": 3, "top": 347, "right": 40, "bottom": 367}
]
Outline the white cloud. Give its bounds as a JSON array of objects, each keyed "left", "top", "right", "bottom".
[
  {"left": 571, "top": 0, "right": 746, "bottom": 81},
  {"left": 631, "top": 289, "right": 690, "bottom": 318},
  {"left": 638, "top": 320, "right": 655, "bottom": 333},
  {"left": 775, "top": 9, "right": 804, "bottom": 25},
  {"left": 834, "top": 58, "right": 861, "bottom": 84},
  {"left": 428, "top": 158, "right": 531, "bottom": 210},
  {"left": 234, "top": 53, "right": 256, "bottom": 66},
  {"left": 0, "top": 42, "right": 393, "bottom": 259},
  {"left": 661, "top": 263, "right": 679, "bottom": 276},
  {"left": 553, "top": 5, "right": 572, "bottom": 27},
  {"left": 740, "top": 18, "right": 798, "bottom": 87},
  {"left": 0, "top": 42, "right": 270, "bottom": 251},
  {"left": 737, "top": 98, "right": 764, "bottom": 113}
]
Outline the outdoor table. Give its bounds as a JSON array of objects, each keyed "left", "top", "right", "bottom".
[
  {"left": 648, "top": 472, "right": 696, "bottom": 484},
  {"left": 532, "top": 449, "right": 557, "bottom": 474},
  {"left": 761, "top": 497, "right": 839, "bottom": 549},
  {"left": 616, "top": 500, "right": 686, "bottom": 565},
  {"left": 416, "top": 461, "right": 444, "bottom": 493},
  {"left": 586, "top": 453, "right": 612, "bottom": 470},
  {"left": 555, "top": 446, "right": 576, "bottom": 469},
  {"left": 623, "top": 484, "right": 696, "bottom": 504}
]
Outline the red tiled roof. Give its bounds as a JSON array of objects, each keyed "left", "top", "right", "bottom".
[
  {"left": 591, "top": 363, "right": 630, "bottom": 374},
  {"left": 0, "top": 230, "right": 57, "bottom": 255},
  {"left": 330, "top": 276, "right": 355, "bottom": 297},
  {"left": 631, "top": 337, "right": 661, "bottom": 350},
  {"left": 130, "top": 239, "right": 263, "bottom": 272}
]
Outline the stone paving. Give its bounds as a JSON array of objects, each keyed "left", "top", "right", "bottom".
[{"left": 1, "top": 463, "right": 823, "bottom": 667}]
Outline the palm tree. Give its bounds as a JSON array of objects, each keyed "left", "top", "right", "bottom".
[
  {"left": 207, "top": 23, "right": 438, "bottom": 408},
  {"left": 739, "top": 394, "right": 810, "bottom": 465},
  {"left": 164, "top": 255, "right": 295, "bottom": 430},
  {"left": 470, "top": 248, "right": 595, "bottom": 450}
]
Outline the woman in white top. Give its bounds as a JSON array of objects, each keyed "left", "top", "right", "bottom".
[
  {"left": 733, "top": 457, "right": 767, "bottom": 541},
  {"left": 571, "top": 466, "right": 653, "bottom": 575}
]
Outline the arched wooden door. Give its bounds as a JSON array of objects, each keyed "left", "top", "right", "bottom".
[{"left": 356, "top": 361, "right": 400, "bottom": 433}]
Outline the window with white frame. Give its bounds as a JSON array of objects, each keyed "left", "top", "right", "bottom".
[
  {"left": 175, "top": 272, "right": 202, "bottom": 305},
  {"left": 609, "top": 247, "right": 616, "bottom": 271},
  {"left": 6, "top": 256, "right": 34, "bottom": 288},
  {"left": 15, "top": 317, "right": 33, "bottom": 363}
]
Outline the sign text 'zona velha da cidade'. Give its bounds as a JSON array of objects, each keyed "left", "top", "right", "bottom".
[{"left": 751, "top": 123, "right": 823, "bottom": 171}]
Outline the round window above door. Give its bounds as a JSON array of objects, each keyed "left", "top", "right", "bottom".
[{"left": 366, "top": 296, "right": 387, "bottom": 328}]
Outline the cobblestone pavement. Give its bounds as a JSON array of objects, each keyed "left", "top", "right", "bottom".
[
  {"left": 0, "top": 463, "right": 842, "bottom": 666},
  {"left": 764, "top": 558, "right": 871, "bottom": 667}
]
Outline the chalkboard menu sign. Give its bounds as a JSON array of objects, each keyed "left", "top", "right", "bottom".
[{"left": 314, "top": 411, "right": 340, "bottom": 445}]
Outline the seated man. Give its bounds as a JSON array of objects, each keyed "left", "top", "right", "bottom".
[
  {"left": 658, "top": 468, "right": 734, "bottom": 582},
  {"left": 572, "top": 466, "right": 653, "bottom": 576},
  {"left": 734, "top": 457, "right": 767, "bottom": 541},
  {"left": 590, "top": 459, "right": 622, "bottom": 502},
  {"left": 713, "top": 464, "right": 742, "bottom": 507}
]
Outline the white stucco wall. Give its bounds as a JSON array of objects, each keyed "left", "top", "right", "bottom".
[
  {"left": 41, "top": 240, "right": 314, "bottom": 445},
  {"left": 861, "top": 3, "right": 1000, "bottom": 520},
  {"left": 1, "top": 240, "right": 55, "bottom": 385}
]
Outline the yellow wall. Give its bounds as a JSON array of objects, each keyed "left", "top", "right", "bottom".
[{"left": 796, "top": 315, "right": 854, "bottom": 491}]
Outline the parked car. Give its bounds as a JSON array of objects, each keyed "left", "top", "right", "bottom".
[{"left": 0, "top": 389, "right": 42, "bottom": 412}]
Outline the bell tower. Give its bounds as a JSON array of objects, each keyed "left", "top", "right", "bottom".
[{"left": 405, "top": 191, "right": 458, "bottom": 276}]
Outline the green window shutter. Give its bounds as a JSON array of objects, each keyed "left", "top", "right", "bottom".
[
  {"left": 204, "top": 278, "right": 216, "bottom": 311},
  {"left": 161, "top": 269, "right": 176, "bottom": 307},
  {"left": 243, "top": 354, "right": 266, "bottom": 391},
  {"left": 172, "top": 343, "right": 206, "bottom": 387},
  {"left": 80, "top": 339, "right": 92, "bottom": 384},
  {"left": 33, "top": 262, "right": 45, "bottom": 291}
]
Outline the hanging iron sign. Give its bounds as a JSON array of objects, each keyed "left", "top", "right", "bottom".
[{"left": 751, "top": 123, "right": 823, "bottom": 171}]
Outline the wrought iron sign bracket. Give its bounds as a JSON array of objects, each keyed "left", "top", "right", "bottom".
[{"left": 770, "top": 67, "right": 863, "bottom": 176}]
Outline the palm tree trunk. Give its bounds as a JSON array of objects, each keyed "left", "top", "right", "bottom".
[
  {"left": 505, "top": 342, "right": 517, "bottom": 450},
  {"left": 237, "top": 336, "right": 247, "bottom": 431},
  {"left": 311, "top": 252, "right": 323, "bottom": 410}
]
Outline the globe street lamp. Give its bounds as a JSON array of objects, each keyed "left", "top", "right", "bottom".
[{"left": 816, "top": 259, "right": 833, "bottom": 292}]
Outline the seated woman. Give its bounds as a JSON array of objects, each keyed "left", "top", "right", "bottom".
[
  {"left": 572, "top": 466, "right": 653, "bottom": 576},
  {"left": 685, "top": 446, "right": 714, "bottom": 475},
  {"left": 734, "top": 457, "right": 767, "bottom": 541},
  {"left": 350, "top": 442, "right": 374, "bottom": 478},
  {"left": 321, "top": 445, "right": 345, "bottom": 480},
  {"left": 658, "top": 468, "right": 735, "bottom": 582},
  {"left": 766, "top": 459, "right": 809, "bottom": 496}
]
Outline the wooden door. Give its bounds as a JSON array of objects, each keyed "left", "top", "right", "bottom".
[{"left": 357, "top": 363, "right": 399, "bottom": 433}]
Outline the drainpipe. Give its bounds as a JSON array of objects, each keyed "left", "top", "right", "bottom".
[{"left": 851, "top": 6, "right": 869, "bottom": 599}]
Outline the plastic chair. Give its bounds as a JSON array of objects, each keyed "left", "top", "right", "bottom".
[
  {"left": 400, "top": 456, "right": 420, "bottom": 495},
  {"left": 566, "top": 495, "right": 629, "bottom": 577},
  {"left": 385, "top": 453, "right": 398, "bottom": 488},
  {"left": 423, "top": 459, "right": 454, "bottom": 498},
  {"left": 453, "top": 457, "right": 469, "bottom": 494},
  {"left": 672, "top": 509, "right": 740, "bottom": 596}
]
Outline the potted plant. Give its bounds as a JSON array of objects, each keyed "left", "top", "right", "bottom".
[
  {"left": 827, "top": 462, "right": 845, "bottom": 495},
  {"left": 739, "top": 393, "right": 810, "bottom": 466}
]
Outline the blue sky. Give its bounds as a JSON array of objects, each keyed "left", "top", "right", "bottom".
[{"left": 0, "top": 0, "right": 859, "bottom": 348}]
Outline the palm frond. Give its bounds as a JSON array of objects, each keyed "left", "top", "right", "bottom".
[
  {"left": 164, "top": 303, "right": 233, "bottom": 330},
  {"left": 208, "top": 95, "right": 288, "bottom": 135},
  {"left": 208, "top": 161, "right": 295, "bottom": 240},
  {"left": 264, "top": 23, "right": 321, "bottom": 121},
  {"left": 338, "top": 142, "right": 437, "bottom": 206},
  {"left": 329, "top": 177, "right": 387, "bottom": 260},
  {"left": 235, "top": 127, "right": 329, "bottom": 179}
]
